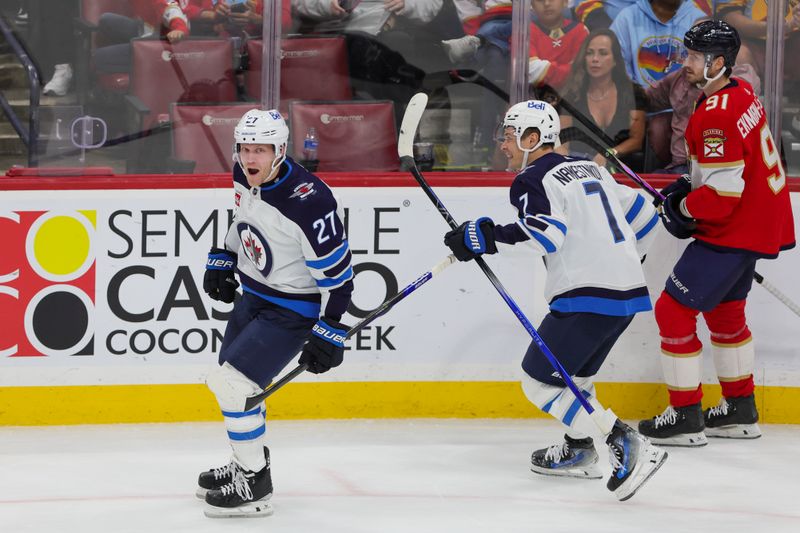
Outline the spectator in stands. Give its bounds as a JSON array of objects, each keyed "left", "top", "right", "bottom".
[
  {"left": 0, "top": 0, "right": 79, "bottom": 96},
  {"left": 94, "top": 0, "right": 190, "bottom": 74},
  {"left": 574, "top": 0, "right": 711, "bottom": 31},
  {"left": 293, "top": 1, "right": 444, "bottom": 37},
  {"left": 443, "top": 0, "right": 588, "bottom": 92},
  {"left": 645, "top": 34, "right": 761, "bottom": 174},
  {"left": 558, "top": 29, "right": 647, "bottom": 170},
  {"left": 609, "top": 0, "right": 706, "bottom": 88},
  {"left": 186, "top": 0, "right": 267, "bottom": 37},
  {"left": 718, "top": 0, "right": 800, "bottom": 91}
]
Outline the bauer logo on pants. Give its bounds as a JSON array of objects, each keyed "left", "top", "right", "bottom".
[{"left": 0, "top": 210, "right": 96, "bottom": 357}]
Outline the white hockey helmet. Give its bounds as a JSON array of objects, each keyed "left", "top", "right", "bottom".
[
  {"left": 233, "top": 108, "right": 290, "bottom": 173},
  {"left": 502, "top": 100, "right": 560, "bottom": 161}
]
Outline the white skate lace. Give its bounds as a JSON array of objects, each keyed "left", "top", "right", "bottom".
[
  {"left": 543, "top": 442, "right": 569, "bottom": 463},
  {"left": 653, "top": 406, "right": 679, "bottom": 428},
  {"left": 607, "top": 444, "right": 623, "bottom": 473},
  {"left": 220, "top": 469, "right": 254, "bottom": 501},
  {"left": 707, "top": 399, "right": 729, "bottom": 418},
  {"left": 213, "top": 461, "right": 236, "bottom": 480}
]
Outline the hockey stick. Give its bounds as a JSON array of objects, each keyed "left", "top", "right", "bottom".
[
  {"left": 242, "top": 254, "right": 458, "bottom": 410},
  {"left": 399, "top": 93, "right": 612, "bottom": 434},
  {"left": 563, "top": 122, "right": 800, "bottom": 319}
]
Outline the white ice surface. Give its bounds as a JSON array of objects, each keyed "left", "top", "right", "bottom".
[{"left": 1, "top": 419, "right": 798, "bottom": 533}]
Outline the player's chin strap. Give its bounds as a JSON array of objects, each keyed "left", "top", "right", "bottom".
[
  {"left": 517, "top": 136, "right": 541, "bottom": 170},
  {"left": 700, "top": 54, "right": 726, "bottom": 88}
]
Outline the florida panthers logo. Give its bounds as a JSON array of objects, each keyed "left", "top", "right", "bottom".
[{"left": 237, "top": 223, "right": 272, "bottom": 275}]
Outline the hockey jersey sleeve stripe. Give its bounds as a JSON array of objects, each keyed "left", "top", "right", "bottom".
[
  {"left": 635, "top": 212, "right": 660, "bottom": 240},
  {"left": 625, "top": 194, "right": 645, "bottom": 224},
  {"left": 540, "top": 215, "right": 567, "bottom": 235},
  {"left": 698, "top": 164, "right": 745, "bottom": 197},
  {"left": 324, "top": 250, "right": 353, "bottom": 278},
  {"left": 306, "top": 240, "right": 350, "bottom": 269},
  {"left": 525, "top": 227, "right": 557, "bottom": 253},
  {"left": 316, "top": 266, "right": 354, "bottom": 288},
  {"left": 242, "top": 286, "right": 321, "bottom": 318}
]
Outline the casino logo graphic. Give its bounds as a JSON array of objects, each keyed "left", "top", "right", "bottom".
[
  {"left": 637, "top": 36, "right": 687, "bottom": 87},
  {"left": 0, "top": 210, "right": 96, "bottom": 357}
]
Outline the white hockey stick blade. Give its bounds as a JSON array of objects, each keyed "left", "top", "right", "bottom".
[{"left": 398, "top": 93, "right": 429, "bottom": 161}]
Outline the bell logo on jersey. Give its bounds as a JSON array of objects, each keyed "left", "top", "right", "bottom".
[
  {"left": 0, "top": 210, "right": 96, "bottom": 357},
  {"left": 238, "top": 223, "right": 273, "bottom": 275},
  {"left": 703, "top": 129, "right": 726, "bottom": 158}
]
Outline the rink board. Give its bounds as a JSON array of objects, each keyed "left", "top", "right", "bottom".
[{"left": 1, "top": 173, "right": 799, "bottom": 425}]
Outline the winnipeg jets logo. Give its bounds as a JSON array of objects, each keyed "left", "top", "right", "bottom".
[
  {"left": 238, "top": 224, "right": 273, "bottom": 275},
  {"left": 290, "top": 182, "right": 316, "bottom": 200}
]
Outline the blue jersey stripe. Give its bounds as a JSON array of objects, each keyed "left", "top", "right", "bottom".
[
  {"left": 227, "top": 424, "right": 266, "bottom": 441},
  {"left": 540, "top": 215, "right": 567, "bottom": 235},
  {"left": 625, "top": 194, "right": 645, "bottom": 224},
  {"left": 316, "top": 266, "right": 354, "bottom": 288},
  {"left": 636, "top": 212, "right": 660, "bottom": 240},
  {"left": 306, "top": 240, "right": 350, "bottom": 270},
  {"left": 524, "top": 226, "right": 557, "bottom": 253},
  {"left": 550, "top": 295, "right": 652, "bottom": 315},
  {"left": 242, "top": 286, "right": 320, "bottom": 318}
]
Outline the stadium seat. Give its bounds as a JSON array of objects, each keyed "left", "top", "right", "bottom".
[
  {"left": 289, "top": 101, "right": 398, "bottom": 172},
  {"left": 245, "top": 36, "right": 352, "bottom": 108},
  {"left": 128, "top": 39, "right": 238, "bottom": 131},
  {"left": 74, "top": 0, "right": 137, "bottom": 100},
  {"left": 170, "top": 103, "right": 255, "bottom": 173}
]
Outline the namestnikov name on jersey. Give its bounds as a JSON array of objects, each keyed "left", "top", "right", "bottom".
[{"left": 493, "top": 152, "right": 659, "bottom": 316}]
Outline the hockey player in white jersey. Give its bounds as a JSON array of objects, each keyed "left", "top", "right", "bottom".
[
  {"left": 443, "top": 100, "right": 666, "bottom": 501},
  {"left": 199, "top": 109, "right": 354, "bottom": 517}
]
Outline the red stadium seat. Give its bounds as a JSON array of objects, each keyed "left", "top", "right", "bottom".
[
  {"left": 171, "top": 103, "right": 254, "bottom": 173},
  {"left": 245, "top": 36, "right": 352, "bottom": 106},
  {"left": 129, "top": 39, "right": 238, "bottom": 130},
  {"left": 289, "top": 101, "right": 398, "bottom": 172},
  {"left": 75, "top": 0, "right": 137, "bottom": 97}
]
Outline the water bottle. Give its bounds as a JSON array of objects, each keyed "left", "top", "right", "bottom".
[{"left": 302, "top": 127, "right": 319, "bottom": 161}]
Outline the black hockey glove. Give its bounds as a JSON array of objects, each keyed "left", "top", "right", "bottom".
[
  {"left": 299, "top": 318, "right": 348, "bottom": 374},
  {"left": 444, "top": 217, "right": 497, "bottom": 262},
  {"left": 203, "top": 248, "right": 239, "bottom": 303},
  {"left": 657, "top": 174, "right": 692, "bottom": 206},
  {"left": 659, "top": 191, "right": 696, "bottom": 240}
]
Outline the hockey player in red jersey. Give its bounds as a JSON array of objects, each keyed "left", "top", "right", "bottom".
[{"left": 638, "top": 20, "right": 795, "bottom": 446}]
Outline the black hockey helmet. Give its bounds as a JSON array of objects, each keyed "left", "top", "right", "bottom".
[{"left": 684, "top": 20, "right": 741, "bottom": 70}]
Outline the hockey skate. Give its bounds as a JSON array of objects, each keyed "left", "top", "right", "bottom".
[
  {"left": 606, "top": 421, "right": 668, "bottom": 501},
  {"left": 704, "top": 394, "right": 761, "bottom": 439},
  {"left": 638, "top": 403, "right": 708, "bottom": 447},
  {"left": 197, "top": 447, "right": 270, "bottom": 499},
  {"left": 204, "top": 463, "right": 273, "bottom": 518},
  {"left": 530, "top": 435, "right": 603, "bottom": 479}
]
